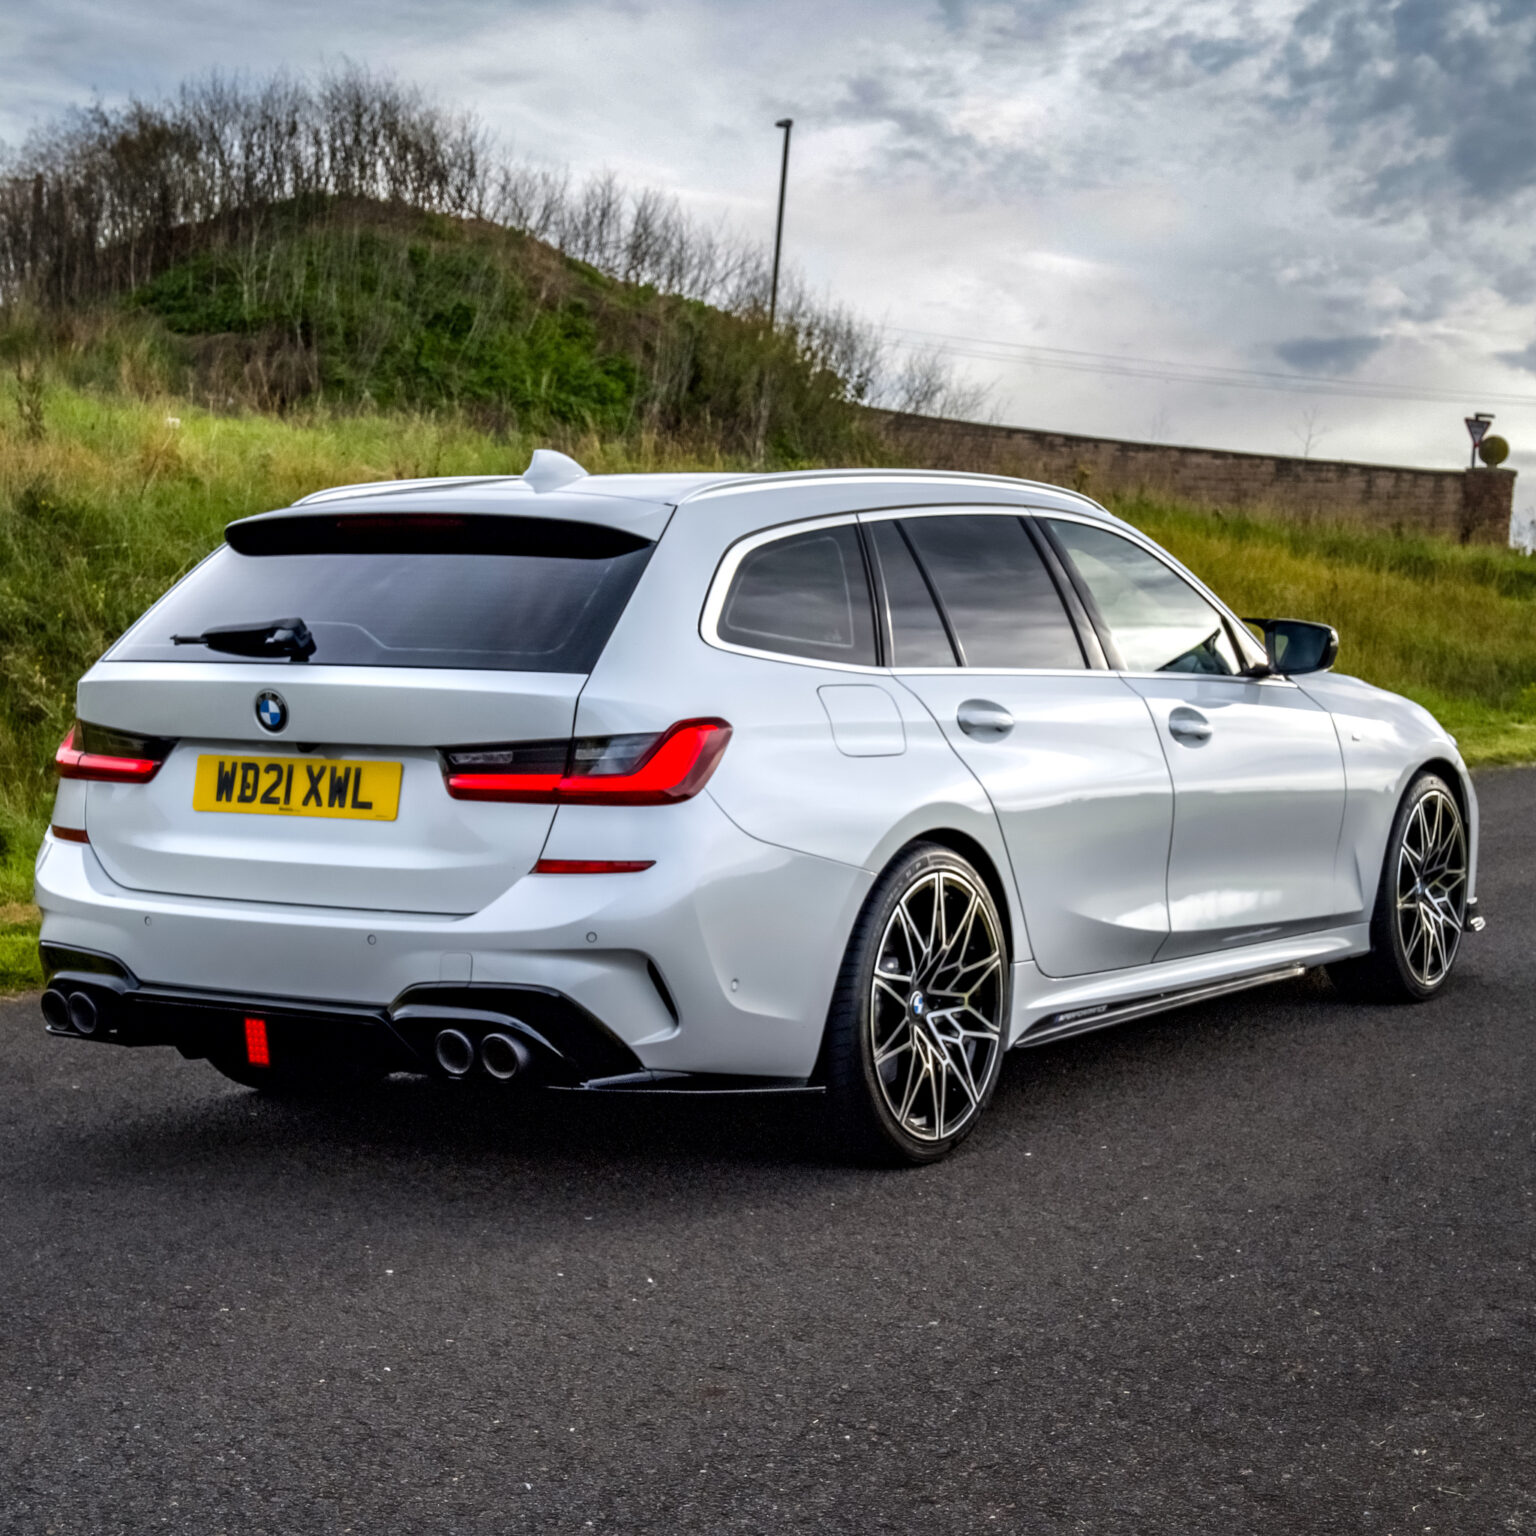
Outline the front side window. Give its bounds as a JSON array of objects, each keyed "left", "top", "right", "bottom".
[
  {"left": 900, "top": 514, "right": 1084, "bottom": 670},
  {"left": 1046, "top": 519, "right": 1242, "bottom": 676},
  {"left": 716, "top": 525, "right": 878, "bottom": 666}
]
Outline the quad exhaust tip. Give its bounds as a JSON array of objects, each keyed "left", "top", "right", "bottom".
[
  {"left": 67, "top": 991, "right": 99, "bottom": 1036},
  {"left": 480, "top": 1032, "right": 530, "bottom": 1081},
  {"left": 41, "top": 988, "right": 70, "bottom": 1030},
  {"left": 434, "top": 1028, "right": 476, "bottom": 1077}
]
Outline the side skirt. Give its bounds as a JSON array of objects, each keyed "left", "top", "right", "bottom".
[{"left": 1018, "top": 963, "right": 1306, "bottom": 1050}]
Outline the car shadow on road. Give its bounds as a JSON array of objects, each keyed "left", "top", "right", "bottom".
[{"left": 31, "top": 966, "right": 1395, "bottom": 1213}]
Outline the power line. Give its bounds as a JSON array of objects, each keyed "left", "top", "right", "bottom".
[{"left": 880, "top": 323, "right": 1536, "bottom": 409}]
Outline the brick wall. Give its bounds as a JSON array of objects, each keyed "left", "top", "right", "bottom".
[{"left": 871, "top": 411, "right": 1517, "bottom": 544}]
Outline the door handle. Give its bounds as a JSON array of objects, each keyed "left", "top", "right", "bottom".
[
  {"left": 1167, "top": 706, "right": 1212, "bottom": 746},
  {"left": 957, "top": 699, "right": 1014, "bottom": 740}
]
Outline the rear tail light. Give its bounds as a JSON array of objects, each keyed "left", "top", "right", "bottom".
[
  {"left": 444, "top": 719, "right": 731, "bottom": 806},
  {"left": 55, "top": 723, "right": 174, "bottom": 784}
]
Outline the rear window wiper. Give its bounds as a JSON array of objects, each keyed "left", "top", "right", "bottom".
[{"left": 172, "top": 617, "right": 317, "bottom": 661}]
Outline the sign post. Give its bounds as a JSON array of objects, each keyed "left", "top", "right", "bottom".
[{"left": 1466, "top": 412, "right": 1494, "bottom": 467}]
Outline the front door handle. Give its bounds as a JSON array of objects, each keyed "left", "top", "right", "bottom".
[
  {"left": 1167, "top": 706, "right": 1212, "bottom": 746},
  {"left": 957, "top": 699, "right": 1014, "bottom": 740}
]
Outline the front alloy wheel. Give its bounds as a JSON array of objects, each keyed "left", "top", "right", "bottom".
[
  {"left": 824, "top": 845, "right": 1008, "bottom": 1164},
  {"left": 1330, "top": 772, "right": 1468, "bottom": 1003}
]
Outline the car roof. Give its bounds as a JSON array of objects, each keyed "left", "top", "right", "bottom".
[{"left": 251, "top": 461, "right": 1117, "bottom": 546}]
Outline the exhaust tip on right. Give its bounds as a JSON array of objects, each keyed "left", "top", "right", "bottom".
[
  {"left": 480, "top": 1032, "right": 530, "bottom": 1082},
  {"left": 434, "top": 1028, "right": 476, "bottom": 1077},
  {"left": 67, "top": 991, "right": 100, "bottom": 1037}
]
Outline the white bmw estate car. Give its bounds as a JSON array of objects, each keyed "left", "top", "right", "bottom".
[{"left": 35, "top": 453, "right": 1479, "bottom": 1162}]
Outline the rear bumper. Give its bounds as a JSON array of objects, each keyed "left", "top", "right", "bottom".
[
  {"left": 39, "top": 951, "right": 648, "bottom": 1085},
  {"left": 33, "top": 795, "right": 872, "bottom": 1079}
]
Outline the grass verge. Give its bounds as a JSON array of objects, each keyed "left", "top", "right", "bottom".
[{"left": 3, "top": 389, "right": 1534, "bottom": 991}]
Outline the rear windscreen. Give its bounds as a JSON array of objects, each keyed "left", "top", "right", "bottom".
[{"left": 109, "top": 516, "right": 653, "bottom": 673}]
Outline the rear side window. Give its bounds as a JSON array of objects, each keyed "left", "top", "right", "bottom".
[
  {"left": 901, "top": 515, "right": 1084, "bottom": 670},
  {"left": 717, "top": 525, "right": 877, "bottom": 666},
  {"left": 109, "top": 515, "right": 652, "bottom": 673},
  {"left": 868, "top": 520, "right": 957, "bottom": 667}
]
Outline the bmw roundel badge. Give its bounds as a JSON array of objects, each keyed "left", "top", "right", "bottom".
[{"left": 255, "top": 690, "right": 288, "bottom": 733}]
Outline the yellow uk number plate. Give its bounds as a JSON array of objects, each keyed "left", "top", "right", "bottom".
[{"left": 192, "top": 755, "right": 402, "bottom": 821}]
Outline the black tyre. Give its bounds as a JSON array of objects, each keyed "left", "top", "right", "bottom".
[
  {"left": 1329, "top": 772, "right": 1468, "bottom": 1004},
  {"left": 823, "top": 843, "right": 1009, "bottom": 1165}
]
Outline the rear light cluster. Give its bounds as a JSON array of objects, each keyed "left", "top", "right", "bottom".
[
  {"left": 55, "top": 723, "right": 175, "bottom": 784},
  {"left": 443, "top": 719, "right": 731, "bottom": 806}
]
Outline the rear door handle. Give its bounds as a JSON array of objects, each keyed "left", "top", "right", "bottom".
[
  {"left": 957, "top": 700, "right": 1014, "bottom": 740},
  {"left": 1167, "top": 706, "right": 1211, "bottom": 746}
]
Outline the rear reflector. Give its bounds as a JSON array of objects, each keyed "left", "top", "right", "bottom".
[
  {"left": 445, "top": 719, "right": 731, "bottom": 806},
  {"left": 55, "top": 724, "right": 172, "bottom": 784},
  {"left": 244, "top": 1016, "right": 270, "bottom": 1067},
  {"left": 50, "top": 825, "right": 90, "bottom": 844},
  {"left": 533, "top": 859, "right": 655, "bottom": 875}
]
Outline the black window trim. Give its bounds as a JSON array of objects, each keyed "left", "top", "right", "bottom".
[
  {"left": 702, "top": 513, "right": 883, "bottom": 672},
  {"left": 874, "top": 508, "right": 1098, "bottom": 674},
  {"left": 1038, "top": 510, "right": 1275, "bottom": 681}
]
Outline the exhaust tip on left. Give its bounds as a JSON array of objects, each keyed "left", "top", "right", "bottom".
[
  {"left": 434, "top": 1028, "right": 476, "bottom": 1077},
  {"left": 40, "top": 989, "right": 70, "bottom": 1030}
]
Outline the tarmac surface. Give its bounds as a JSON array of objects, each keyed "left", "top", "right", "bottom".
[{"left": 2, "top": 770, "right": 1532, "bottom": 1534}]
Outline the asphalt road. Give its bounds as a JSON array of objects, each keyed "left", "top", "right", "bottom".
[{"left": 3, "top": 773, "right": 1533, "bottom": 1536}]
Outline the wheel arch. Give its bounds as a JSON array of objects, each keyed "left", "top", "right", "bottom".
[
  {"left": 901, "top": 827, "right": 1018, "bottom": 965},
  {"left": 810, "top": 825, "right": 1018, "bottom": 1090}
]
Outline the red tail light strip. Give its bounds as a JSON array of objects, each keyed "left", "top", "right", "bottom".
[
  {"left": 532, "top": 859, "right": 655, "bottom": 875},
  {"left": 55, "top": 727, "right": 166, "bottom": 784},
  {"left": 447, "top": 719, "right": 732, "bottom": 806},
  {"left": 50, "top": 825, "right": 90, "bottom": 844}
]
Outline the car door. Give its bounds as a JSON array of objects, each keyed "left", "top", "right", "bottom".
[
  {"left": 870, "top": 510, "right": 1176, "bottom": 979},
  {"left": 1042, "top": 515, "right": 1348, "bottom": 961}
]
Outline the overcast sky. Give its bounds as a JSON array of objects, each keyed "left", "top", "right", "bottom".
[{"left": 4, "top": 0, "right": 1535, "bottom": 523}]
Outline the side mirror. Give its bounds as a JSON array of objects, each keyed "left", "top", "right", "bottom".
[{"left": 1244, "top": 618, "right": 1339, "bottom": 676}]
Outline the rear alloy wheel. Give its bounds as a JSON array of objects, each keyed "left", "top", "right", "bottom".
[
  {"left": 824, "top": 845, "right": 1008, "bottom": 1165},
  {"left": 1330, "top": 773, "right": 1468, "bottom": 1004}
]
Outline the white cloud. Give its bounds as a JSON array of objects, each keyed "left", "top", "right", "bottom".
[{"left": 3, "top": 0, "right": 1534, "bottom": 492}]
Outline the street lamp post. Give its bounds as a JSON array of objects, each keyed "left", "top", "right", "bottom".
[{"left": 769, "top": 117, "right": 793, "bottom": 331}]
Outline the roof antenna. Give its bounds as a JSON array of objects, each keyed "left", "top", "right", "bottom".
[{"left": 523, "top": 449, "right": 588, "bottom": 494}]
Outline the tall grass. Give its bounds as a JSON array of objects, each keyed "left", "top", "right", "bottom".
[{"left": 4, "top": 385, "right": 1535, "bottom": 992}]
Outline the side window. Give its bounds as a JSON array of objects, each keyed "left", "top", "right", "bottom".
[
  {"left": 900, "top": 514, "right": 1084, "bottom": 670},
  {"left": 717, "top": 524, "right": 878, "bottom": 666},
  {"left": 1046, "top": 519, "right": 1242, "bottom": 676},
  {"left": 867, "top": 520, "right": 957, "bottom": 667}
]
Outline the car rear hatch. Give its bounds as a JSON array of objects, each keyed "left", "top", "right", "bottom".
[{"left": 73, "top": 502, "right": 663, "bottom": 914}]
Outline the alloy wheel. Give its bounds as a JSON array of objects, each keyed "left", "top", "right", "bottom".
[
  {"left": 1393, "top": 785, "right": 1467, "bottom": 990},
  {"left": 869, "top": 869, "right": 1005, "bottom": 1144}
]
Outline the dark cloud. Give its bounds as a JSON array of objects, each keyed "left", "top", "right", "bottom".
[
  {"left": 1496, "top": 340, "right": 1536, "bottom": 375},
  {"left": 827, "top": 68, "right": 1054, "bottom": 188},
  {"left": 1274, "top": 335, "right": 1387, "bottom": 374},
  {"left": 1271, "top": 0, "right": 1536, "bottom": 213},
  {"left": 1098, "top": 30, "right": 1265, "bottom": 91}
]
